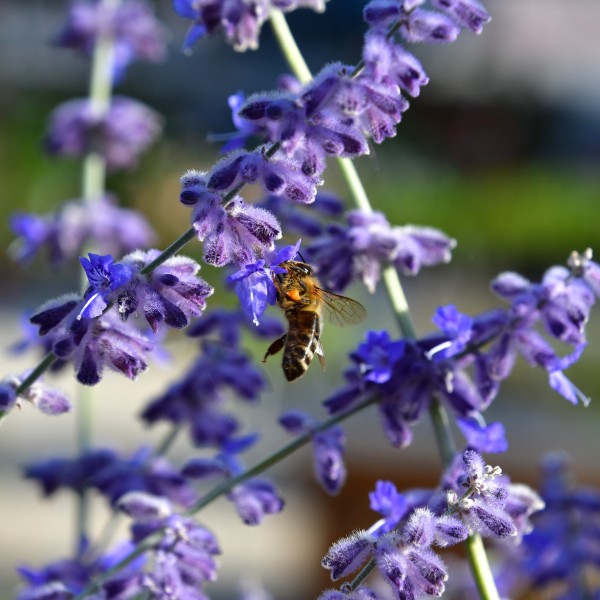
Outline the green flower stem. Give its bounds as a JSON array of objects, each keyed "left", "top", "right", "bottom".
[
  {"left": 76, "top": 0, "right": 120, "bottom": 553},
  {"left": 269, "top": 10, "right": 501, "bottom": 600},
  {"left": 140, "top": 226, "right": 197, "bottom": 275},
  {"left": 15, "top": 352, "right": 58, "bottom": 396},
  {"left": 187, "top": 396, "right": 376, "bottom": 515},
  {"left": 466, "top": 534, "right": 501, "bottom": 600}
]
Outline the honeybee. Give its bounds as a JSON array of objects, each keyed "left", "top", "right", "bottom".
[{"left": 263, "top": 261, "right": 366, "bottom": 381}]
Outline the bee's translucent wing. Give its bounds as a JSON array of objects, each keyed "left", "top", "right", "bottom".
[{"left": 315, "top": 288, "right": 367, "bottom": 327}]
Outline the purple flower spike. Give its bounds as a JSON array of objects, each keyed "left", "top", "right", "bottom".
[
  {"left": 79, "top": 253, "right": 132, "bottom": 320},
  {"left": 44, "top": 96, "right": 162, "bottom": 171},
  {"left": 363, "top": 0, "right": 401, "bottom": 28}
]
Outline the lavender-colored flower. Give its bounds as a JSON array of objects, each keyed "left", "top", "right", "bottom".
[
  {"left": 54, "top": 0, "right": 167, "bottom": 80},
  {"left": 173, "top": 0, "right": 330, "bottom": 52},
  {"left": 228, "top": 478, "right": 285, "bottom": 525},
  {"left": 10, "top": 195, "right": 155, "bottom": 268},
  {"left": 447, "top": 450, "right": 517, "bottom": 539},
  {"left": 362, "top": 31, "right": 429, "bottom": 98},
  {"left": 227, "top": 240, "right": 300, "bottom": 324},
  {"left": 44, "top": 96, "right": 162, "bottom": 171},
  {"left": 429, "top": 304, "right": 473, "bottom": 360},
  {"left": 279, "top": 409, "right": 347, "bottom": 494},
  {"left": 455, "top": 415, "right": 508, "bottom": 453},
  {"left": 400, "top": 9, "right": 460, "bottom": 43},
  {"left": 30, "top": 297, "right": 153, "bottom": 385},
  {"left": 117, "top": 249, "right": 214, "bottom": 332},
  {"left": 208, "top": 149, "right": 322, "bottom": 204},
  {"left": 369, "top": 480, "right": 408, "bottom": 533},
  {"left": 321, "top": 530, "right": 376, "bottom": 580},
  {"left": 142, "top": 340, "right": 266, "bottom": 447},
  {"left": 307, "top": 209, "right": 455, "bottom": 293},
  {"left": 181, "top": 170, "right": 284, "bottom": 266},
  {"left": 79, "top": 252, "right": 132, "bottom": 319}
]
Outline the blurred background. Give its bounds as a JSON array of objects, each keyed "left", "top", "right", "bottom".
[{"left": 1, "top": 0, "right": 599, "bottom": 598}]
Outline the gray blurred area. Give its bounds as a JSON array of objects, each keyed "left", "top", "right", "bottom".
[{"left": 1, "top": 1, "right": 600, "bottom": 599}]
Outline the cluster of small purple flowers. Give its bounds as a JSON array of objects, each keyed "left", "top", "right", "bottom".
[
  {"left": 317, "top": 450, "right": 543, "bottom": 599},
  {"left": 324, "top": 250, "right": 599, "bottom": 449}
]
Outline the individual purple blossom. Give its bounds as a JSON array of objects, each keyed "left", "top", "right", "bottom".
[
  {"left": 279, "top": 409, "right": 347, "bottom": 494},
  {"left": 183, "top": 440, "right": 285, "bottom": 525},
  {"left": 455, "top": 415, "right": 508, "bottom": 453},
  {"left": 9, "top": 195, "right": 156, "bottom": 267},
  {"left": 400, "top": 8, "right": 460, "bottom": 43},
  {"left": 207, "top": 149, "right": 323, "bottom": 204},
  {"left": 181, "top": 169, "right": 284, "bottom": 266},
  {"left": 321, "top": 530, "right": 376, "bottom": 581},
  {"left": 447, "top": 450, "right": 517, "bottom": 539},
  {"left": 142, "top": 340, "right": 266, "bottom": 446},
  {"left": 368, "top": 480, "right": 408, "bottom": 533},
  {"left": 362, "top": 31, "right": 429, "bottom": 98},
  {"left": 79, "top": 252, "right": 133, "bottom": 319},
  {"left": 44, "top": 96, "right": 162, "bottom": 171},
  {"left": 54, "top": 0, "right": 167, "bottom": 80},
  {"left": 351, "top": 330, "right": 406, "bottom": 384},
  {"left": 117, "top": 249, "right": 214, "bottom": 332},
  {"left": 30, "top": 297, "right": 153, "bottom": 385},
  {"left": 306, "top": 209, "right": 455, "bottom": 293},
  {"left": 318, "top": 588, "right": 381, "bottom": 600},
  {"left": 429, "top": 304, "right": 473, "bottom": 360},
  {"left": 227, "top": 240, "right": 301, "bottom": 324}
]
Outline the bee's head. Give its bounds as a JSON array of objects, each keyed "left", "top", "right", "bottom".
[{"left": 287, "top": 261, "right": 313, "bottom": 276}]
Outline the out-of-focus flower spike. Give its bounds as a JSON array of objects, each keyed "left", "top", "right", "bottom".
[
  {"left": 363, "top": 0, "right": 401, "bottom": 28},
  {"left": 117, "top": 492, "right": 173, "bottom": 521}
]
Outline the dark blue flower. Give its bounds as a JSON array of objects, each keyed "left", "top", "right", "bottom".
[
  {"left": 368, "top": 480, "right": 408, "bottom": 533},
  {"left": 79, "top": 253, "right": 132, "bottom": 319},
  {"left": 350, "top": 330, "right": 405, "bottom": 383},
  {"left": 456, "top": 415, "right": 508, "bottom": 453},
  {"left": 430, "top": 304, "right": 473, "bottom": 360}
]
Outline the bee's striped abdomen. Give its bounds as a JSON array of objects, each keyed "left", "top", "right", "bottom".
[{"left": 282, "top": 310, "right": 321, "bottom": 381}]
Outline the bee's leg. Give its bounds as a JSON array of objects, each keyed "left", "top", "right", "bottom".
[
  {"left": 315, "top": 340, "right": 327, "bottom": 372},
  {"left": 263, "top": 334, "right": 287, "bottom": 363}
]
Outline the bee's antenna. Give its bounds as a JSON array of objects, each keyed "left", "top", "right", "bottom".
[{"left": 298, "top": 251, "right": 307, "bottom": 262}]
